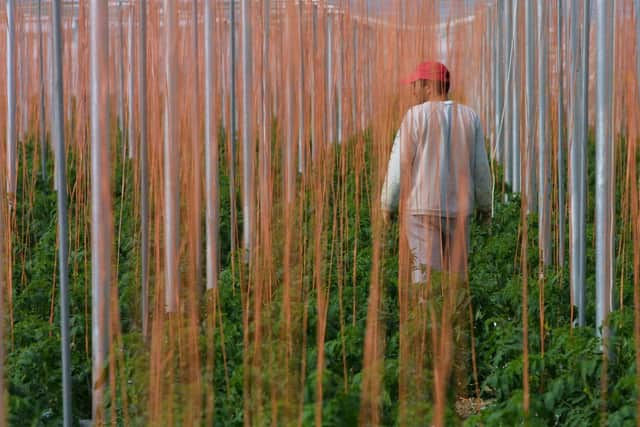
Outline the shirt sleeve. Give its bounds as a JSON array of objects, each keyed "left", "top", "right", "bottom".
[
  {"left": 381, "top": 129, "right": 402, "bottom": 212},
  {"left": 473, "top": 115, "right": 492, "bottom": 212}
]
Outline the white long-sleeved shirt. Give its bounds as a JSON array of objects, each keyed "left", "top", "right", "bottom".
[{"left": 381, "top": 100, "right": 492, "bottom": 217}]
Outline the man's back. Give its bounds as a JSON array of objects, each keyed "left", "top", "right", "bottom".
[{"left": 381, "top": 100, "right": 492, "bottom": 218}]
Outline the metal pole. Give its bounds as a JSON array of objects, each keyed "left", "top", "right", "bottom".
[
  {"left": 0, "top": 178, "right": 4, "bottom": 426},
  {"left": 229, "top": 0, "right": 238, "bottom": 257},
  {"left": 538, "top": 0, "right": 551, "bottom": 266},
  {"left": 503, "top": 0, "right": 512, "bottom": 186},
  {"left": 139, "top": 0, "right": 149, "bottom": 340},
  {"left": 6, "top": 0, "right": 17, "bottom": 195},
  {"left": 0, "top": 197, "right": 4, "bottom": 426},
  {"left": 311, "top": 3, "right": 318, "bottom": 161},
  {"left": 636, "top": 0, "right": 640, "bottom": 100},
  {"left": 491, "top": 6, "right": 496, "bottom": 141},
  {"left": 495, "top": 1, "right": 503, "bottom": 163},
  {"left": 260, "top": 0, "right": 270, "bottom": 229},
  {"left": 352, "top": 24, "right": 358, "bottom": 136},
  {"left": 241, "top": 0, "right": 253, "bottom": 257},
  {"left": 286, "top": 7, "right": 295, "bottom": 206},
  {"left": 164, "top": 0, "right": 179, "bottom": 313},
  {"left": 221, "top": 32, "right": 227, "bottom": 133},
  {"left": 569, "top": 0, "right": 577, "bottom": 305},
  {"left": 19, "top": 20, "right": 27, "bottom": 142},
  {"left": 51, "top": 0, "right": 72, "bottom": 424},
  {"left": 581, "top": 0, "right": 590, "bottom": 164},
  {"left": 595, "top": 0, "right": 614, "bottom": 339},
  {"left": 569, "top": 0, "right": 586, "bottom": 326},
  {"left": 337, "top": 14, "right": 344, "bottom": 145},
  {"left": 326, "top": 10, "right": 334, "bottom": 144},
  {"left": 191, "top": 0, "right": 202, "bottom": 288},
  {"left": 118, "top": 0, "right": 125, "bottom": 133},
  {"left": 50, "top": 16, "right": 57, "bottom": 193},
  {"left": 524, "top": 0, "right": 535, "bottom": 207},
  {"left": 205, "top": 0, "right": 218, "bottom": 290},
  {"left": 482, "top": 13, "right": 489, "bottom": 131},
  {"left": 262, "top": 0, "right": 270, "bottom": 165},
  {"left": 580, "top": 0, "right": 590, "bottom": 324},
  {"left": 366, "top": 16, "right": 372, "bottom": 127},
  {"left": 298, "top": 0, "right": 305, "bottom": 172},
  {"left": 511, "top": 0, "right": 521, "bottom": 193},
  {"left": 274, "top": 6, "right": 280, "bottom": 118},
  {"left": 127, "top": 10, "right": 134, "bottom": 159},
  {"left": 72, "top": 14, "right": 78, "bottom": 122},
  {"left": 38, "top": 0, "right": 47, "bottom": 179},
  {"left": 557, "top": 0, "right": 565, "bottom": 267},
  {"left": 90, "top": 0, "right": 111, "bottom": 421},
  {"left": 492, "top": 4, "right": 497, "bottom": 155}
]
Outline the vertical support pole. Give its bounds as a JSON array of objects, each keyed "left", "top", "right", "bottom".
[
  {"left": 274, "top": 4, "right": 280, "bottom": 118},
  {"left": 557, "top": 0, "right": 565, "bottom": 267},
  {"left": 311, "top": 3, "right": 318, "bottom": 161},
  {"left": 0, "top": 200, "right": 3, "bottom": 424},
  {"left": 569, "top": 0, "right": 578, "bottom": 318},
  {"left": 489, "top": 6, "right": 494, "bottom": 131},
  {"left": 90, "top": 0, "right": 111, "bottom": 420},
  {"left": 51, "top": 0, "right": 72, "bottom": 425},
  {"left": 580, "top": 0, "right": 590, "bottom": 167},
  {"left": 636, "top": 0, "right": 640, "bottom": 99},
  {"left": 229, "top": 0, "right": 238, "bottom": 257},
  {"left": 118, "top": 0, "right": 125, "bottom": 133},
  {"left": 241, "top": 0, "right": 253, "bottom": 258},
  {"left": 569, "top": 0, "right": 587, "bottom": 326},
  {"left": 482, "top": 13, "right": 488, "bottom": 131},
  {"left": 337, "top": 13, "right": 344, "bottom": 145},
  {"left": 127, "top": 10, "right": 135, "bottom": 159},
  {"left": 524, "top": 0, "right": 535, "bottom": 207},
  {"left": 72, "top": 14, "right": 78, "bottom": 124},
  {"left": 18, "top": 14, "right": 26, "bottom": 142},
  {"left": 511, "top": 0, "right": 521, "bottom": 193},
  {"left": 164, "top": 0, "right": 179, "bottom": 313},
  {"left": 38, "top": 0, "right": 47, "bottom": 179},
  {"left": 50, "top": 16, "right": 57, "bottom": 192},
  {"left": 326, "top": 10, "right": 334, "bottom": 144},
  {"left": 538, "top": 0, "right": 551, "bottom": 266},
  {"left": 139, "top": 0, "right": 149, "bottom": 340},
  {"left": 6, "top": 0, "right": 17, "bottom": 195},
  {"left": 298, "top": 0, "right": 305, "bottom": 173},
  {"left": 191, "top": 0, "right": 202, "bottom": 288},
  {"left": 503, "top": 0, "right": 512, "bottom": 186},
  {"left": 261, "top": 0, "right": 270, "bottom": 180},
  {"left": 221, "top": 30, "right": 227, "bottom": 134},
  {"left": 595, "top": 0, "right": 614, "bottom": 339},
  {"left": 491, "top": 6, "right": 496, "bottom": 143},
  {"left": 495, "top": 1, "right": 503, "bottom": 162},
  {"left": 0, "top": 155, "right": 4, "bottom": 426},
  {"left": 365, "top": 15, "right": 372, "bottom": 128},
  {"left": 351, "top": 23, "right": 358, "bottom": 136},
  {"left": 285, "top": 4, "right": 294, "bottom": 205},
  {"left": 580, "top": 0, "right": 590, "bottom": 323},
  {"left": 205, "top": 0, "right": 218, "bottom": 290}
]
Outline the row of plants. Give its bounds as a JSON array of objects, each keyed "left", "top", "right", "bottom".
[{"left": 6, "top": 132, "right": 638, "bottom": 425}]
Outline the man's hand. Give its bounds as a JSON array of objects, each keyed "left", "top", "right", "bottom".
[{"left": 382, "top": 210, "right": 395, "bottom": 225}]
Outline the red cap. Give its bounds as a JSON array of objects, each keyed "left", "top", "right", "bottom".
[{"left": 402, "top": 61, "right": 450, "bottom": 85}]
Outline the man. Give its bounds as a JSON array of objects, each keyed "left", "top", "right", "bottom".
[
  {"left": 381, "top": 62, "right": 492, "bottom": 414},
  {"left": 381, "top": 61, "right": 492, "bottom": 282}
]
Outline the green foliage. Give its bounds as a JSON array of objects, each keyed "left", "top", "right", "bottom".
[{"left": 7, "top": 133, "right": 639, "bottom": 426}]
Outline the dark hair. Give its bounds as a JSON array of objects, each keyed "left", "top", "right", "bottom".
[
  {"left": 431, "top": 79, "right": 450, "bottom": 96},
  {"left": 416, "top": 78, "right": 451, "bottom": 96}
]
